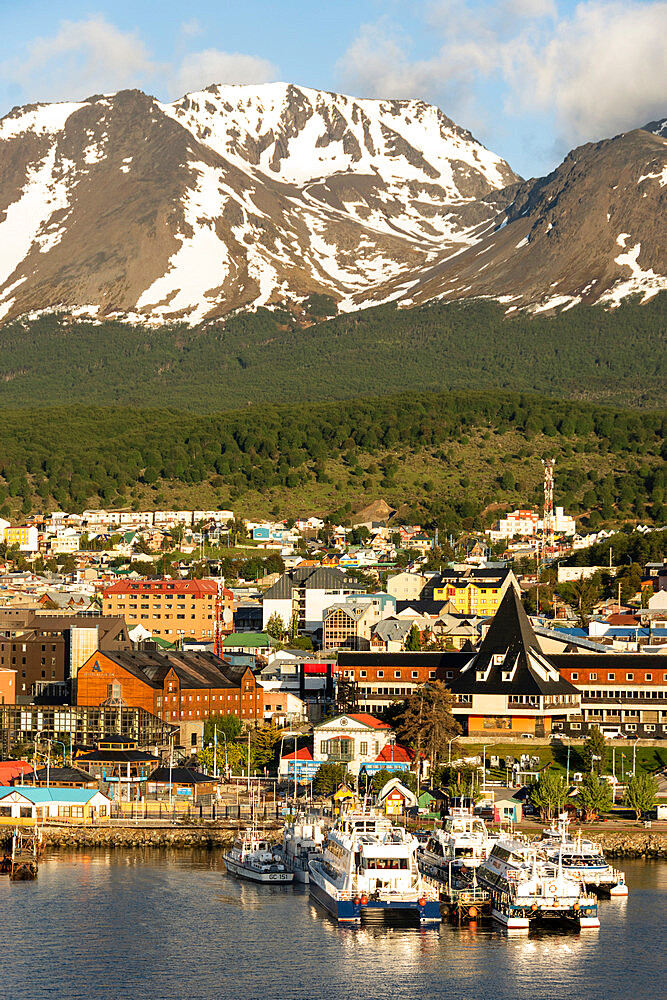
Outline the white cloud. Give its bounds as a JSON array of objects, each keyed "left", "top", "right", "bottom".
[
  {"left": 509, "top": 2, "right": 667, "bottom": 144},
  {"left": 1, "top": 16, "right": 159, "bottom": 103},
  {"left": 171, "top": 49, "right": 278, "bottom": 98},
  {"left": 339, "top": 2, "right": 667, "bottom": 149}
]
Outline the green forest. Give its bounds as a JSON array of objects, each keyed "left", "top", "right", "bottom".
[
  {"left": 0, "top": 389, "right": 664, "bottom": 530},
  {"left": 0, "top": 293, "right": 664, "bottom": 411}
]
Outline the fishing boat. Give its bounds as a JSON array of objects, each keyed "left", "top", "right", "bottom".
[
  {"left": 476, "top": 836, "right": 600, "bottom": 930},
  {"left": 418, "top": 807, "right": 498, "bottom": 889},
  {"left": 277, "top": 815, "right": 325, "bottom": 883},
  {"left": 223, "top": 828, "right": 294, "bottom": 884},
  {"left": 308, "top": 809, "right": 440, "bottom": 924},
  {"left": 537, "top": 814, "right": 627, "bottom": 896}
]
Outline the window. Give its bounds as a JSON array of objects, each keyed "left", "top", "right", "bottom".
[
  {"left": 645, "top": 673, "right": 652, "bottom": 681},
  {"left": 429, "top": 671, "right": 436, "bottom": 679},
  {"left": 571, "top": 672, "right": 578, "bottom": 680},
  {"left": 590, "top": 672, "right": 597, "bottom": 681},
  {"left": 394, "top": 670, "right": 401, "bottom": 678},
  {"left": 377, "top": 670, "right": 384, "bottom": 678},
  {"left": 360, "top": 742, "right": 368, "bottom": 755},
  {"left": 608, "top": 673, "right": 615, "bottom": 681},
  {"left": 411, "top": 671, "right": 418, "bottom": 679},
  {"left": 360, "top": 670, "right": 367, "bottom": 678},
  {"left": 571, "top": 723, "right": 581, "bottom": 730},
  {"left": 626, "top": 673, "right": 634, "bottom": 681}
]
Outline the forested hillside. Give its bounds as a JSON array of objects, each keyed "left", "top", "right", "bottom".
[
  {"left": 0, "top": 391, "right": 664, "bottom": 529},
  {"left": 0, "top": 294, "right": 664, "bottom": 411}
]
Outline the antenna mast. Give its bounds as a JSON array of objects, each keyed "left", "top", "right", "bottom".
[{"left": 541, "top": 458, "right": 555, "bottom": 563}]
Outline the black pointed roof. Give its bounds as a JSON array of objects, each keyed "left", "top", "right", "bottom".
[
  {"left": 479, "top": 585, "right": 540, "bottom": 655},
  {"left": 449, "top": 586, "right": 578, "bottom": 697}
]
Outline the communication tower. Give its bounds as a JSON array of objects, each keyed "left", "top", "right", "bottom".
[{"left": 541, "top": 458, "right": 556, "bottom": 562}]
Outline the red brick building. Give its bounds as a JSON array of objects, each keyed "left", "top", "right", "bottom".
[
  {"left": 337, "top": 651, "right": 469, "bottom": 714},
  {"left": 77, "top": 649, "right": 263, "bottom": 724}
]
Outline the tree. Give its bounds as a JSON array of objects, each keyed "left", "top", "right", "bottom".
[
  {"left": 266, "top": 612, "right": 287, "bottom": 642},
  {"left": 582, "top": 726, "right": 606, "bottom": 774},
  {"left": 394, "top": 681, "right": 460, "bottom": 771},
  {"left": 577, "top": 773, "right": 613, "bottom": 822},
  {"left": 404, "top": 624, "right": 421, "bottom": 651},
  {"left": 203, "top": 713, "right": 243, "bottom": 745},
  {"left": 313, "top": 762, "right": 350, "bottom": 796},
  {"left": 530, "top": 770, "right": 569, "bottom": 821},
  {"left": 624, "top": 772, "right": 659, "bottom": 820},
  {"left": 560, "top": 575, "right": 600, "bottom": 626},
  {"left": 369, "top": 767, "right": 417, "bottom": 793}
]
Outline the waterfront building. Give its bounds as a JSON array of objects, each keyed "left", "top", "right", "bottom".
[
  {"left": 74, "top": 735, "right": 161, "bottom": 782},
  {"left": 313, "top": 713, "right": 399, "bottom": 777},
  {"left": 336, "top": 650, "right": 469, "bottom": 714},
  {"left": 447, "top": 587, "right": 581, "bottom": 737},
  {"left": 146, "top": 766, "right": 216, "bottom": 801},
  {"left": 76, "top": 648, "right": 264, "bottom": 723},
  {"left": 0, "top": 785, "right": 112, "bottom": 823}
]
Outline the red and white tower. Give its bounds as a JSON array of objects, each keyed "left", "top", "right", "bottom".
[{"left": 541, "top": 458, "right": 555, "bottom": 562}]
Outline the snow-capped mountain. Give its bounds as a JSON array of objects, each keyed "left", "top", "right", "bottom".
[
  {"left": 0, "top": 84, "right": 664, "bottom": 325},
  {"left": 0, "top": 84, "right": 517, "bottom": 324}
]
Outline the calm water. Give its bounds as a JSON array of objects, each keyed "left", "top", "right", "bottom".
[{"left": 0, "top": 850, "right": 664, "bottom": 1000}]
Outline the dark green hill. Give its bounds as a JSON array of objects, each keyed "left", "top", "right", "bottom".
[
  {"left": 0, "top": 294, "right": 664, "bottom": 411},
  {"left": 0, "top": 390, "right": 664, "bottom": 529}
]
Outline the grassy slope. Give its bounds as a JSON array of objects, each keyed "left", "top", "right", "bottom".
[{"left": 0, "top": 294, "right": 664, "bottom": 411}]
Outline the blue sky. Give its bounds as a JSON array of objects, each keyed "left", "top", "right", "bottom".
[{"left": 1, "top": 1, "right": 665, "bottom": 178}]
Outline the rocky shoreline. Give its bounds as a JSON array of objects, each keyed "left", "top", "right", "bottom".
[{"left": 2, "top": 823, "right": 665, "bottom": 856}]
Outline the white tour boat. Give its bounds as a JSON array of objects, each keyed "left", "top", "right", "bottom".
[
  {"left": 223, "top": 829, "right": 294, "bottom": 884},
  {"left": 418, "top": 808, "right": 498, "bottom": 889},
  {"left": 277, "top": 815, "right": 326, "bottom": 883},
  {"left": 476, "top": 836, "right": 600, "bottom": 930},
  {"left": 537, "top": 814, "right": 628, "bottom": 896},
  {"left": 308, "top": 809, "right": 440, "bottom": 924}
]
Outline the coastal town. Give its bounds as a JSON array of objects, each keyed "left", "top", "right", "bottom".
[{"left": 0, "top": 479, "right": 664, "bottom": 875}]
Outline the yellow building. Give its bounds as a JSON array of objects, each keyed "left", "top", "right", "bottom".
[
  {"left": 2, "top": 526, "right": 39, "bottom": 552},
  {"left": 433, "top": 569, "right": 517, "bottom": 616}
]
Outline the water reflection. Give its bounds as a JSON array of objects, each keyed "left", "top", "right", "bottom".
[{"left": 0, "top": 853, "right": 663, "bottom": 1000}]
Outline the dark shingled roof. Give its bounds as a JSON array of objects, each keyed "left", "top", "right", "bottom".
[
  {"left": 337, "top": 650, "right": 471, "bottom": 670},
  {"left": 264, "top": 567, "right": 359, "bottom": 600},
  {"left": 98, "top": 649, "right": 249, "bottom": 690},
  {"left": 448, "top": 587, "right": 578, "bottom": 697},
  {"left": 28, "top": 765, "right": 98, "bottom": 785},
  {"left": 148, "top": 766, "right": 213, "bottom": 785}
]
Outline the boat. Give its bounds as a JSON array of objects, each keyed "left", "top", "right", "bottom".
[
  {"left": 223, "top": 828, "right": 294, "bottom": 884},
  {"left": 418, "top": 807, "right": 498, "bottom": 890},
  {"left": 476, "top": 836, "right": 600, "bottom": 930},
  {"left": 277, "top": 815, "right": 325, "bottom": 883},
  {"left": 308, "top": 808, "right": 441, "bottom": 924},
  {"left": 537, "top": 814, "right": 628, "bottom": 896}
]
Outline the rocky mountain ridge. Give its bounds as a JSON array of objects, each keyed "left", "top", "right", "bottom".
[{"left": 0, "top": 84, "right": 664, "bottom": 324}]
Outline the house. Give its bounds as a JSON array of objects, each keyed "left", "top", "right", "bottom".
[
  {"left": 0, "top": 785, "right": 111, "bottom": 823},
  {"left": 146, "top": 766, "right": 215, "bottom": 801},
  {"left": 386, "top": 572, "right": 427, "bottom": 601},
  {"left": 376, "top": 777, "right": 418, "bottom": 816},
  {"left": 221, "top": 633, "right": 274, "bottom": 657},
  {"left": 24, "top": 765, "right": 98, "bottom": 788},
  {"left": 448, "top": 587, "right": 581, "bottom": 737},
  {"left": 493, "top": 796, "right": 522, "bottom": 823},
  {"left": 0, "top": 760, "right": 32, "bottom": 785},
  {"left": 322, "top": 600, "right": 384, "bottom": 651},
  {"left": 279, "top": 746, "right": 319, "bottom": 782},
  {"left": 312, "top": 713, "right": 395, "bottom": 777}
]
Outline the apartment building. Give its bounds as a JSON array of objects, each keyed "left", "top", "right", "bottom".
[
  {"left": 101, "top": 579, "right": 223, "bottom": 640},
  {"left": 262, "top": 567, "right": 360, "bottom": 633},
  {"left": 322, "top": 598, "right": 386, "bottom": 651},
  {"left": 336, "top": 650, "right": 470, "bottom": 714},
  {"left": 2, "top": 526, "right": 39, "bottom": 553},
  {"left": 429, "top": 567, "right": 519, "bottom": 617}
]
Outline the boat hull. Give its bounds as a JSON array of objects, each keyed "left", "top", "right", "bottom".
[
  {"left": 309, "top": 864, "right": 440, "bottom": 924},
  {"left": 223, "top": 855, "right": 293, "bottom": 884}
]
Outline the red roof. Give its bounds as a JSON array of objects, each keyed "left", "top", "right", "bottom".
[
  {"left": 375, "top": 744, "right": 414, "bottom": 763},
  {"left": 281, "top": 747, "right": 314, "bottom": 761},
  {"left": 346, "top": 713, "right": 391, "bottom": 729},
  {"left": 0, "top": 761, "right": 33, "bottom": 785},
  {"left": 103, "top": 579, "right": 218, "bottom": 596},
  {"left": 605, "top": 613, "right": 641, "bottom": 625}
]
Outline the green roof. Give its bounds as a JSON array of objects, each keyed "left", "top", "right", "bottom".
[{"left": 222, "top": 632, "right": 271, "bottom": 647}]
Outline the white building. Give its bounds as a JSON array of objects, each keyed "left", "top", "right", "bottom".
[
  {"left": 262, "top": 567, "right": 359, "bottom": 633},
  {"left": 313, "top": 713, "right": 395, "bottom": 777}
]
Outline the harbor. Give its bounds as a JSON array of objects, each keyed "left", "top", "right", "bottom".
[{"left": 0, "top": 847, "right": 663, "bottom": 1000}]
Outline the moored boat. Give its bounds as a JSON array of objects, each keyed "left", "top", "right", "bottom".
[
  {"left": 477, "top": 836, "right": 600, "bottom": 930},
  {"left": 223, "top": 829, "right": 294, "bottom": 884},
  {"left": 537, "top": 814, "right": 627, "bottom": 896},
  {"left": 277, "top": 814, "right": 325, "bottom": 883},
  {"left": 308, "top": 809, "right": 440, "bottom": 925},
  {"left": 418, "top": 807, "right": 498, "bottom": 890}
]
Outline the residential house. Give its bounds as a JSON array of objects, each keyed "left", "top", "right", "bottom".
[{"left": 0, "top": 786, "right": 111, "bottom": 823}]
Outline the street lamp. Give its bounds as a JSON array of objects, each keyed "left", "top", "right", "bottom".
[{"left": 447, "top": 737, "right": 457, "bottom": 764}]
